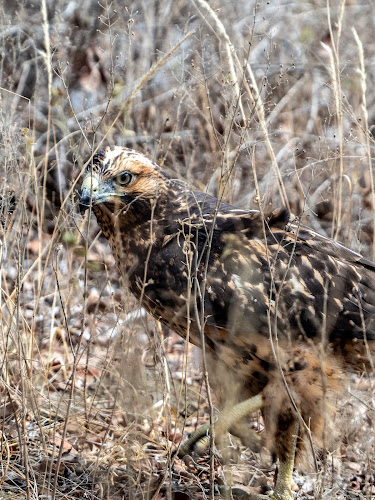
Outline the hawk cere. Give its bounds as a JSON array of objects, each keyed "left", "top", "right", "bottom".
[{"left": 79, "top": 146, "right": 375, "bottom": 500}]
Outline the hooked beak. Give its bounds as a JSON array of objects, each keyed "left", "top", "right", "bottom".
[
  {"left": 79, "top": 175, "right": 121, "bottom": 214},
  {"left": 79, "top": 175, "right": 99, "bottom": 213}
]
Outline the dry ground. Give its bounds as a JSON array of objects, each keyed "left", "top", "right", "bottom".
[{"left": 0, "top": 0, "right": 374, "bottom": 498}]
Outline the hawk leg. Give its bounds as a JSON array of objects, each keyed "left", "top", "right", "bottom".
[
  {"left": 229, "top": 418, "right": 262, "bottom": 452},
  {"left": 178, "top": 394, "right": 263, "bottom": 457},
  {"left": 254, "top": 420, "right": 298, "bottom": 500}
]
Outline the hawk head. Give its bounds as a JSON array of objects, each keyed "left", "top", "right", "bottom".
[{"left": 79, "top": 146, "right": 170, "bottom": 222}]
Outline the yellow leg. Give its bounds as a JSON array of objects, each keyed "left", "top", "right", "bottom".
[
  {"left": 178, "top": 394, "right": 263, "bottom": 457},
  {"left": 254, "top": 420, "right": 298, "bottom": 500},
  {"left": 229, "top": 418, "right": 262, "bottom": 452},
  {"left": 273, "top": 420, "right": 298, "bottom": 499}
]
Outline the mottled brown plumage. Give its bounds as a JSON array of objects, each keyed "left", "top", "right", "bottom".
[{"left": 80, "top": 146, "right": 375, "bottom": 500}]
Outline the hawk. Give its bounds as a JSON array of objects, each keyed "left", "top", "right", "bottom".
[{"left": 79, "top": 146, "right": 375, "bottom": 500}]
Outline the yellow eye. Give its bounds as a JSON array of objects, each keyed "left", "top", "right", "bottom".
[{"left": 116, "top": 172, "right": 133, "bottom": 186}]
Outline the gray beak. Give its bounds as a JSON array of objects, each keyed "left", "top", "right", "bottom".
[{"left": 79, "top": 176, "right": 99, "bottom": 213}]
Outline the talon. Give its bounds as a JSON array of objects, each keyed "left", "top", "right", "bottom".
[
  {"left": 194, "top": 435, "right": 210, "bottom": 455},
  {"left": 177, "top": 422, "right": 210, "bottom": 458},
  {"left": 178, "top": 395, "right": 264, "bottom": 458}
]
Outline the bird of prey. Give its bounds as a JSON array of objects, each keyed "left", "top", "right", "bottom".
[{"left": 80, "top": 146, "right": 375, "bottom": 500}]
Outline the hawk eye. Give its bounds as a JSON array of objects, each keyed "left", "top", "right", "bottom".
[{"left": 116, "top": 172, "right": 133, "bottom": 186}]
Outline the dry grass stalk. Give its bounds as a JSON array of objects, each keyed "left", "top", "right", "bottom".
[{"left": 352, "top": 27, "right": 375, "bottom": 262}]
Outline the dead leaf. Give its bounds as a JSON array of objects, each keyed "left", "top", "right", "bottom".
[{"left": 50, "top": 434, "right": 78, "bottom": 455}]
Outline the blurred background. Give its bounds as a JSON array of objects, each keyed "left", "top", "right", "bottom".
[{"left": 0, "top": 0, "right": 374, "bottom": 498}]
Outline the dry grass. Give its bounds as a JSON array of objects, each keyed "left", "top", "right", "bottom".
[{"left": 0, "top": 0, "right": 374, "bottom": 498}]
